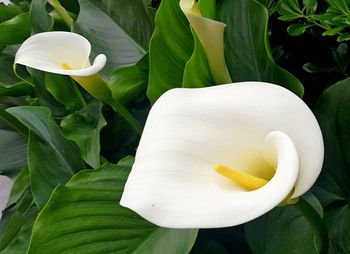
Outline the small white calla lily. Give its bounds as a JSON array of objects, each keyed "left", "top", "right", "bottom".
[
  {"left": 15, "top": 31, "right": 106, "bottom": 77},
  {"left": 120, "top": 82, "right": 324, "bottom": 228},
  {"left": 0, "top": 175, "right": 13, "bottom": 220},
  {"left": 14, "top": 32, "right": 111, "bottom": 102}
]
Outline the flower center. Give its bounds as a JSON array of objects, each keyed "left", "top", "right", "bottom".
[{"left": 214, "top": 164, "right": 269, "bottom": 190}]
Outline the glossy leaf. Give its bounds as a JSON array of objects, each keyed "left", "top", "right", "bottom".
[
  {"left": 245, "top": 204, "right": 320, "bottom": 254},
  {"left": 107, "top": 54, "right": 148, "bottom": 104},
  {"left": 93, "top": 0, "right": 154, "bottom": 50},
  {"left": 27, "top": 157, "right": 198, "bottom": 254},
  {"left": 29, "top": 0, "right": 53, "bottom": 33},
  {"left": 0, "top": 13, "right": 31, "bottom": 46},
  {"left": 45, "top": 73, "right": 86, "bottom": 112},
  {"left": 6, "top": 166, "right": 30, "bottom": 208},
  {"left": 147, "top": 0, "right": 194, "bottom": 103},
  {"left": 6, "top": 106, "right": 84, "bottom": 208},
  {"left": 314, "top": 78, "right": 350, "bottom": 200},
  {"left": 303, "top": 0, "right": 317, "bottom": 15},
  {"left": 217, "top": 0, "right": 304, "bottom": 97},
  {"left": 72, "top": 0, "right": 148, "bottom": 78},
  {"left": 61, "top": 100, "right": 106, "bottom": 168}
]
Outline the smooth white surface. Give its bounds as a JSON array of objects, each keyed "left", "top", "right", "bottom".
[
  {"left": 15, "top": 32, "right": 106, "bottom": 76},
  {"left": 120, "top": 82, "right": 324, "bottom": 228},
  {"left": 0, "top": 175, "right": 13, "bottom": 220}
]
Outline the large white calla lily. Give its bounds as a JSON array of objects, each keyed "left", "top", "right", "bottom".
[
  {"left": 14, "top": 31, "right": 111, "bottom": 102},
  {"left": 120, "top": 82, "right": 324, "bottom": 228},
  {"left": 0, "top": 175, "right": 13, "bottom": 220}
]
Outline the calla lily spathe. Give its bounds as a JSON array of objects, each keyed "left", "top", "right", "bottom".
[
  {"left": 15, "top": 31, "right": 106, "bottom": 77},
  {"left": 14, "top": 32, "right": 111, "bottom": 102},
  {"left": 120, "top": 82, "right": 324, "bottom": 228}
]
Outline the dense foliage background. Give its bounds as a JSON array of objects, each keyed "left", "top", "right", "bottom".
[{"left": 0, "top": 0, "right": 350, "bottom": 253}]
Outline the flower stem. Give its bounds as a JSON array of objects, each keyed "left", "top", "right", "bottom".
[
  {"left": 47, "top": 0, "right": 73, "bottom": 29},
  {"left": 293, "top": 198, "right": 329, "bottom": 253}
]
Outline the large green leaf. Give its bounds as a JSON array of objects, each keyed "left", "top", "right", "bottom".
[
  {"left": 94, "top": 0, "right": 154, "bottom": 50},
  {"left": 147, "top": 0, "right": 194, "bottom": 103},
  {"left": 6, "top": 106, "right": 84, "bottom": 208},
  {"left": 0, "top": 13, "right": 31, "bottom": 46},
  {"left": 27, "top": 157, "right": 198, "bottom": 254},
  {"left": 72, "top": 0, "right": 149, "bottom": 78},
  {"left": 324, "top": 204, "right": 350, "bottom": 253},
  {"left": 314, "top": 78, "right": 350, "bottom": 200},
  {"left": 245, "top": 203, "right": 321, "bottom": 254},
  {"left": 61, "top": 100, "right": 106, "bottom": 168},
  {"left": 217, "top": 0, "right": 304, "bottom": 97}
]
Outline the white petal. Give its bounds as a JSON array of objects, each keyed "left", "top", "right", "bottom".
[
  {"left": 15, "top": 32, "right": 106, "bottom": 76},
  {"left": 120, "top": 82, "right": 324, "bottom": 228},
  {"left": 0, "top": 175, "right": 13, "bottom": 221}
]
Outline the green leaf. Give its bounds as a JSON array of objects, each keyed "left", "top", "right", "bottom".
[
  {"left": 0, "top": 189, "right": 37, "bottom": 252},
  {"left": 72, "top": 0, "right": 149, "bottom": 78},
  {"left": 6, "top": 166, "right": 30, "bottom": 208},
  {"left": 29, "top": 0, "right": 53, "bottom": 33},
  {"left": 0, "top": 13, "right": 31, "bottom": 45},
  {"left": 92, "top": 0, "right": 155, "bottom": 51},
  {"left": 45, "top": 73, "right": 86, "bottom": 112},
  {"left": 147, "top": 0, "right": 194, "bottom": 103},
  {"left": 276, "top": 0, "right": 302, "bottom": 19},
  {"left": 27, "top": 157, "right": 198, "bottom": 254},
  {"left": 0, "top": 55, "right": 21, "bottom": 86},
  {"left": 107, "top": 54, "right": 149, "bottom": 104},
  {"left": 0, "top": 3, "right": 22, "bottom": 23},
  {"left": 61, "top": 100, "right": 106, "bottom": 168},
  {"left": 245, "top": 204, "right": 320, "bottom": 254},
  {"left": 0, "top": 129, "right": 27, "bottom": 177},
  {"left": 337, "top": 32, "right": 350, "bottom": 42},
  {"left": 217, "top": 0, "right": 304, "bottom": 97},
  {"left": 322, "top": 26, "right": 346, "bottom": 36},
  {"left": 0, "top": 226, "right": 32, "bottom": 254},
  {"left": 314, "top": 78, "right": 350, "bottom": 200},
  {"left": 287, "top": 23, "right": 313, "bottom": 36},
  {"left": 325, "top": 204, "right": 350, "bottom": 253},
  {"left": 6, "top": 106, "right": 84, "bottom": 208},
  {"left": 28, "top": 68, "right": 67, "bottom": 117},
  {"left": 0, "top": 81, "right": 34, "bottom": 98},
  {"left": 303, "top": 0, "right": 317, "bottom": 15}
]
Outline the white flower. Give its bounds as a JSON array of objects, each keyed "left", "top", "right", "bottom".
[
  {"left": 15, "top": 31, "right": 106, "bottom": 77},
  {"left": 15, "top": 32, "right": 111, "bottom": 101},
  {"left": 120, "top": 82, "right": 324, "bottom": 228}
]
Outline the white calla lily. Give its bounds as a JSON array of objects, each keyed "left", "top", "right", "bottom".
[
  {"left": 15, "top": 31, "right": 106, "bottom": 77},
  {"left": 120, "top": 82, "right": 324, "bottom": 228},
  {"left": 14, "top": 31, "right": 111, "bottom": 102},
  {"left": 0, "top": 175, "right": 13, "bottom": 220}
]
